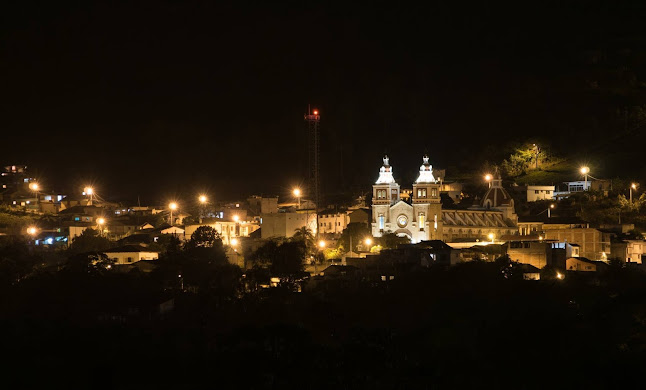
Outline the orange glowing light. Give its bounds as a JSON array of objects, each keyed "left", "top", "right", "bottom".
[{"left": 313, "top": 109, "right": 319, "bottom": 115}]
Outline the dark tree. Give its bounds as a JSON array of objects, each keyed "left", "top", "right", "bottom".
[
  {"left": 186, "top": 226, "right": 220, "bottom": 249},
  {"left": 338, "top": 222, "right": 372, "bottom": 252},
  {"left": 68, "top": 228, "right": 113, "bottom": 254}
]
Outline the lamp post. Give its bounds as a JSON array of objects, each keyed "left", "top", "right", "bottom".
[
  {"left": 233, "top": 214, "right": 240, "bottom": 237},
  {"left": 484, "top": 174, "right": 493, "bottom": 189},
  {"left": 28, "top": 182, "right": 40, "bottom": 209},
  {"left": 630, "top": 183, "right": 638, "bottom": 204},
  {"left": 488, "top": 233, "right": 494, "bottom": 243},
  {"left": 580, "top": 167, "right": 590, "bottom": 191},
  {"left": 169, "top": 202, "right": 178, "bottom": 226},
  {"left": 293, "top": 188, "right": 301, "bottom": 209},
  {"left": 548, "top": 204, "right": 555, "bottom": 218},
  {"left": 84, "top": 186, "right": 94, "bottom": 206},
  {"left": 198, "top": 194, "right": 207, "bottom": 221},
  {"left": 533, "top": 144, "right": 539, "bottom": 169},
  {"left": 96, "top": 217, "right": 106, "bottom": 235}
]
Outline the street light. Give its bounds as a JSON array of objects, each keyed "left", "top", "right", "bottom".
[
  {"left": 169, "top": 202, "right": 178, "bottom": 226},
  {"left": 27, "top": 226, "right": 38, "bottom": 236},
  {"left": 318, "top": 240, "right": 326, "bottom": 249},
  {"left": 29, "top": 182, "right": 40, "bottom": 208},
  {"left": 293, "top": 188, "right": 302, "bottom": 209},
  {"left": 198, "top": 194, "right": 207, "bottom": 204},
  {"left": 96, "top": 217, "right": 106, "bottom": 235},
  {"left": 548, "top": 203, "right": 555, "bottom": 218},
  {"left": 580, "top": 167, "right": 590, "bottom": 191},
  {"left": 630, "top": 183, "right": 638, "bottom": 204},
  {"left": 488, "top": 233, "right": 495, "bottom": 243},
  {"left": 84, "top": 186, "right": 94, "bottom": 205},
  {"left": 484, "top": 174, "right": 493, "bottom": 188},
  {"left": 365, "top": 237, "right": 373, "bottom": 247}
]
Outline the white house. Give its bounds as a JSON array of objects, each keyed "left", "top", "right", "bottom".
[
  {"left": 104, "top": 245, "right": 159, "bottom": 265},
  {"left": 526, "top": 185, "right": 555, "bottom": 202}
]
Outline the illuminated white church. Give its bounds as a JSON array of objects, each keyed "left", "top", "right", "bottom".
[{"left": 371, "top": 156, "right": 518, "bottom": 243}]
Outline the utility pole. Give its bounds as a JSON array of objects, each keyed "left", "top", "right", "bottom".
[{"left": 305, "top": 106, "right": 321, "bottom": 242}]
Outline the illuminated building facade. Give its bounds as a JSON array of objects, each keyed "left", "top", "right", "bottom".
[{"left": 371, "top": 156, "right": 518, "bottom": 243}]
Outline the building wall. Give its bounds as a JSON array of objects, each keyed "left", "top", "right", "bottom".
[
  {"left": 611, "top": 240, "right": 645, "bottom": 264},
  {"left": 507, "top": 241, "right": 552, "bottom": 269},
  {"left": 318, "top": 212, "right": 349, "bottom": 235},
  {"left": 566, "top": 257, "right": 597, "bottom": 271},
  {"left": 184, "top": 221, "right": 252, "bottom": 245},
  {"left": 261, "top": 212, "right": 317, "bottom": 239},
  {"left": 543, "top": 228, "right": 610, "bottom": 260},
  {"left": 107, "top": 251, "right": 159, "bottom": 265},
  {"left": 526, "top": 185, "right": 555, "bottom": 202}
]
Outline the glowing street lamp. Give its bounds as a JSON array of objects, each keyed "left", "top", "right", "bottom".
[
  {"left": 485, "top": 174, "right": 493, "bottom": 188},
  {"left": 293, "top": 188, "right": 302, "bottom": 209},
  {"left": 29, "top": 182, "right": 40, "bottom": 207},
  {"left": 230, "top": 237, "right": 239, "bottom": 247},
  {"left": 630, "top": 183, "right": 639, "bottom": 204},
  {"left": 580, "top": 167, "right": 590, "bottom": 191},
  {"left": 198, "top": 194, "right": 207, "bottom": 204},
  {"left": 318, "top": 240, "right": 326, "bottom": 249},
  {"left": 84, "top": 186, "right": 95, "bottom": 205},
  {"left": 556, "top": 272, "right": 564, "bottom": 280},
  {"left": 27, "top": 226, "right": 38, "bottom": 236},
  {"left": 365, "top": 237, "right": 373, "bottom": 247},
  {"left": 169, "top": 202, "right": 178, "bottom": 226},
  {"left": 488, "top": 233, "right": 495, "bottom": 243},
  {"left": 97, "top": 217, "right": 106, "bottom": 226},
  {"left": 548, "top": 203, "right": 555, "bottom": 218}
]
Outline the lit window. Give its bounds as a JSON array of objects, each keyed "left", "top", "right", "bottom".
[{"left": 378, "top": 214, "right": 385, "bottom": 230}]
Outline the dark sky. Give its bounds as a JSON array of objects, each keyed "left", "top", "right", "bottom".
[{"left": 2, "top": 1, "right": 646, "bottom": 203}]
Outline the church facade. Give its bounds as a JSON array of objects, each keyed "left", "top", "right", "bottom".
[{"left": 371, "top": 156, "right": 518, "bottom": 243}]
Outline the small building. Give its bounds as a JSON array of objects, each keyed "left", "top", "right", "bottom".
[
  {"left": 526, "top": 185, "right": 555, "bottom": 202},
  {"left": 318, "top": 210, "right": 349, "bottom": 235},
  {"left": 566, "top": 257, "right": 608, "bottom": 272},
  {"left": 611, "top": 239, "right": 645, "bottom": 264},
  {"left": 260, "top": 211, "right": 317, "bottom": 239},
  {"left": 104, "top": 245, "right": 160, "bottom": 265}
]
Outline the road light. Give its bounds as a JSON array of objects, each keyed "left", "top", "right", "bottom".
[
  {"left": 488, "top": 233, "right": 495, "bottom": 243},
  {"left": 97, "top": 217, "right": 106, "bottom": 226},
  {"left": 365, "top": 237, "right": 373, "bottom": 247},
  {"left": 548, "top": 203, "right": 555, "bottom": 218},
  {"left": 318, "top": 240, "right": 326, "bottom": 249},
  {"left": 556, "top": 272, "right": 564, "bottom": 280},
  {"left": 29, "top": 182, "right": 40, "bottom": 208},
  {"left": 27, "top": 226, "right": 38, "bottom": 236},
  {"left": 84, "top": 186, "right": 95, "bottom": 205},
  {"left": 484, "top": 174, "right": 493, "bottom": 188},
  {"left": 169, "top": 202, "right": 178, "bottom": 226},
  {"left": 198, "top": 195, "right": 207, "bottom": 204},
  {"left": 630, "top": 183, "right": 638, "bottom": 204},
  {"left": 580, "top": 167, "right": 590, "bottom": 191},
  {"left": 230, "top": 237, "right": 239, "bottom": 247},
  {"left": 293, "top": 188, "right": 302, "bottom": 209}
]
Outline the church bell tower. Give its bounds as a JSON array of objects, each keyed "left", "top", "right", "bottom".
[
  {"left": 372, "top": 156, "right": 400, "bottom": 234},
  {"left": 411, "top": 155, "right": 442, "bottom": 241}
]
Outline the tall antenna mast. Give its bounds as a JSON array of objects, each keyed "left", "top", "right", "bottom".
[{"left": 305, "top": 106, "right": 321, "bottom": 241}]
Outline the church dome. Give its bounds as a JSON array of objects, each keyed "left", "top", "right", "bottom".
[{"left": 482, "top": 171, "right": 513, "bottom": 208}]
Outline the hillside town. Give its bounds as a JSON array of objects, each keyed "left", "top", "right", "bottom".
[{"left": 2, "top": 153, "right": 644, "bottom": 287}]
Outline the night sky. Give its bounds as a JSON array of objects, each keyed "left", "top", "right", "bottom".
[{"left": 3, "top": 1, "right": 646, "bottom": 203}]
